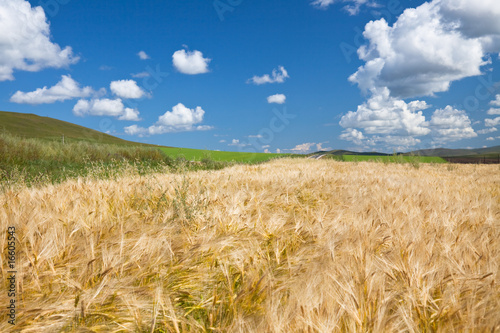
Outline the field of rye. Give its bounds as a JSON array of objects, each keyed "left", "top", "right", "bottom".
[{"left": 1, "top": 159, "right": 499, "bottom": 332}]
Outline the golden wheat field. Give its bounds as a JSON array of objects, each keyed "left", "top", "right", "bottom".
[{"left": 1, "top": 159, "right": 499, "bottom": 332}]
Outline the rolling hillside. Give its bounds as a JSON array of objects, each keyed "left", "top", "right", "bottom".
[
  {"left": 410, "top": 146, "right": 500, "bottom": 157},
  {"left": 0, "top": 111, "right": 291, "bottom": 165},
  {"left": 310, "top": 146, "right": 500, "bottom": 160},
  {"left": 0, "top": 111, "right": 146, "bottom": 146}
]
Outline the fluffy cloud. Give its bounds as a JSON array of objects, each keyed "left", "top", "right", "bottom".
[
  {"left": 438, "top": 0, "right": 500, "bottom": 42},
  {"left": 485, "top": 117, "right": 500, "bottom": 127},
  {"left": 110, "top": 80, "right": 147, "bottom": 99},
  {"left": 0, "top": 0, "right": 79, "bottom": 81},
  {"left": 289, "top": 143, "right": 317, "bottom": 153},
  {"left": 247, "top": 66, "right": 289, "bottom": 85},
  {"left": 340, "top": 128, "right": 365, "bottom": 145},
  {"left": 349, "top": 0, "right": 500, "bottom": 99},
  {"left": 339, "top": 90, "right": 477, "bottom": 147},
  {"left": 118, "top": 108, "right": 141, "bottom": 121},
  {"left": 73, "top": 98, "right": 141, "bottom": 121},
  {"left": 478, "top": 127, "right": 498, "bottom": 134},
  {"left": 228, "top": 139, "right": 250, "bottom": 148},
  {"left": 283, "top": 142, "right": 331, "bottom": 154},
  {"left": 487, "top": 108, "right": 500, "bottom": 115},
  {"left": 138, "top": 51, "right": 150, "bottom": 60},
  {"left": 124, "top": 103, "right": 212, "bottom": 136},
  {"left": 429, "top": 106, "right": 477, "bottom": 143},
  {"left": 311, "top": 0, "right": 377, "bottom": 15},
  {"left": 267, "top": 94, "right": 286, "bottom": 104},
  {"left": 491, "top": 95, "right": 500, "bottom": 107},
  {"left": 340, "top": 89, "right": 430, "bottom": 136},
  {"left": 172, "top": 50, "right": 210, "bottom": 75},
  {"left": 315, "top": 142, "right": 332, "bottom": 151},
  {"left": 339, "top": 0, "right": 499, "bottom": 148},
  {"left": 10, "top": 75, "right": 92, "bottom": 104}
]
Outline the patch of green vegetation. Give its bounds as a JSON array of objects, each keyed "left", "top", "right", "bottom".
[
  {"left": 160, "top": 147, "right": 292, "bottom": 163},
  {"left": 341, "top": 155, "right": 447, "bottom": 163},
  {"left": 0, "top": 133, "right": 232, "bottom": 190}
]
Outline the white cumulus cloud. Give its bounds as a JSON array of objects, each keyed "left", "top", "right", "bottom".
[
  {"left": 340, "top": 88, "right": 430, "bottom": 137},
  {"left": 172, "top": 50, "right": 210, "bottom": 75},
  {"left": 228, "top": 139, "right": 250, "bottom": 148},
  {"left": 0, "top": 0, "right": 79, "bottom": 81},
  {"left": 478, "top": 127, "right": 498, "bottom": 134},
  {"left": 267, "top": 94, "right": 286, "bottom": 104},
  {"left": 487, "top": 108, "right": 500, "bottom": 115},
  {"left": 485, "top": 117, "right": 500, "bottom": 127},
  {"left": 124, "top": 103, "right": 212, "bottom": 136},
  {"left": 10, "top": 75, "right": 93, "bottom": 104},
  {"left": 339, "top": 90, "right": 477, "bottom": 147},
  {"left": 247, "top": 66, "right": 289, "bottom": 85},
  {"left": 491, "top": 95, "right": 500, "bottom": 107},
  {"left": 138, "top": 51, "right": 150, "bottom": 60},
  {"left": 316, "top": 142, "right": 332, "bottom": 151},
  {"left": 287, "top": 142, "right": 331, "bottom": 154},
  {"left": 73, "top": 98, "right": 141, "bottom": 121},
  {"left": 340, "top": 128, "right": 365, "bottom": 145},
  {"left": 429, "top": 106, "right": 477, "bottom": 143},
  {"left": 110, "top": 80, "right": 147, "bottom": 99},
  {"left": 349, "top": 0, "right": 500, "bottom": 99},
  {"left": 339, "top": 0, "right": 500, "bottom": 149},
  {"left": 289, "top": 143, "right": 317, "bottom": 154}
]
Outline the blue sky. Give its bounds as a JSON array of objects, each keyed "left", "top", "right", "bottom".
[{"left": 1, "top": 0, "right": 500, "bottom": 153}]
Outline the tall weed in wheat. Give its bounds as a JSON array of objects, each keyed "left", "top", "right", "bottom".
[{"left": 1, "top": 159, "right": 499, "bottom": 332}]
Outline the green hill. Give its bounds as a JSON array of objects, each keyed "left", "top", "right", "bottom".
[
  {"left": 0, "top": 111, "right": 145, "bottom": 146},
  {"left": 409, "top": 146, "right": 500, "bottom": 157},
  {"left": 310, "top": 146, "right": 500, "bottom": 158},
  {"left": 0, "top": 110, "right": 291, "bottom": 164}
]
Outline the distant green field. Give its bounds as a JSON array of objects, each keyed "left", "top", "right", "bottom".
[
  {"left": 341, "top": 155, "right": 447, "bottom": 163},
  {"left": 160, "top": 147, "right": 292, "bottom": 163}
]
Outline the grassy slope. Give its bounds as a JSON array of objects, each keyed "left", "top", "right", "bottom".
[
  {"left": 0, "top": 111, "right": 291, "bottom": 163},
  {"left": 0, "top": 132, "right": 180, "bottom": 188},
  {"left": 411, "top": 146, "right": 500, "bottom": 157},
  {"left": 313, "top": 146, "right": 500, "bottom": 159},
  {"left": 0, "top": 111, "right": 148, "bottom": 146}
]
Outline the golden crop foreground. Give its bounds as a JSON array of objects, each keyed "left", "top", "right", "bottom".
[{"left": 1, "top": 159, "right": 499, "bottom": 332}]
